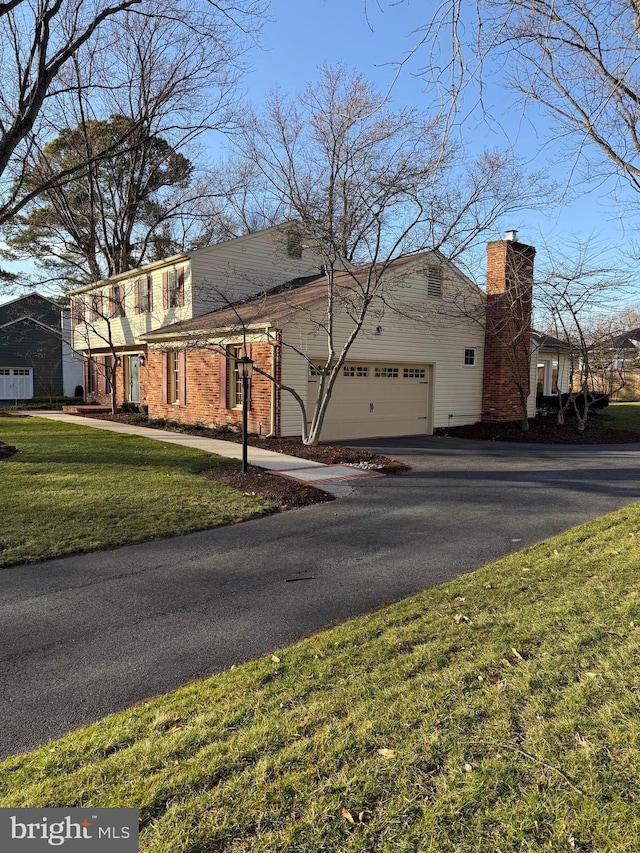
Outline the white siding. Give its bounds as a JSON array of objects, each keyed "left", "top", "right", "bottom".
[
  {"left": 72, "top": 260, "right": 193, "bottom": 352},
  {"left": 190, "top": 226, "right": 324, "bottom": 317},
  {"left": 279, "top": 263, "right": 486, "bottom": 437}
]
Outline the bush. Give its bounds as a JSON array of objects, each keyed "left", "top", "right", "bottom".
[{"left": 10, "top": 396, "right": 83, "bottom": 410}]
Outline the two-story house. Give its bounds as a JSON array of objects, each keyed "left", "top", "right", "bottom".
[{"left": 71, "top": 226, "right": 570, "bottom": 440}]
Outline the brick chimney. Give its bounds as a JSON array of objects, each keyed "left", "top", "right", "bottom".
[{"left": 481, "top": 232, "right": 535, "bottom": 422}]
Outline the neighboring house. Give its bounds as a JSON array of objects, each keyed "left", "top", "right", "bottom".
[
  {"left": 70, "top": 227, "right": 564, "bottom": 439},
  {"left": 589, "top": 328, "right": 640, "bottom": 401},
  {"left": 0, "top": 293, "right": 84, "bottom": 401}
]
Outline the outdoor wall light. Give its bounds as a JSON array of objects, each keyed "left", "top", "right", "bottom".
[{"left": 139, "top": 353, "right": 146, "bottom": 366}]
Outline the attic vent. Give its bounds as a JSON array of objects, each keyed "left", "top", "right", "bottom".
[
  {"left": 427, "top": 266, "right": 443, "bottom": 298},
  {"left": 287, "top": 230, "right": 303, "bottom": 259}
]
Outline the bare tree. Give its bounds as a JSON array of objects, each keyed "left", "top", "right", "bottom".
[
  {"left": 0, "top": 0, "right": 266, "bottom": 230},
  {"left": 200, "top": 65, "right": 551, "bottom": 444},
  {"left": 535, "top": 240, "right": 629, "bottom": 429}
]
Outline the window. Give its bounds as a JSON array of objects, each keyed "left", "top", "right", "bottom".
[
  {"left": 343, "top": 365, "right": 369, "bottom": 377},
  {"left": 89, "top": 293, "right": 104, "bottom": 321},
  {"left": 163, "top": 268, "right": 184, "bottom": 309},
  {"left": 375, "top": 366, "right": 399, "bottom": 378},
  {"left": 109, "top": 285, "right": 125, "bottom": 317},
  {"left": 136, "top": 276, "right": 153, "bottom": 313},
  {"left": 227, "top": 345, "right": 243, "bottom": 407},
  {"left": 72, "top": 298, "right": 85, "bottom": 325},
  {"left": 464, "top": 348, "right": 476, "bottom": 366},
  {"left": 427, "top": 266, "right": 443, "bottom": 298},
  {"left": 167, "top": 351, "right": 180, "bottom": 403},
  {"left": 403, "top": 367, "right": 426, "bottom": 379},
  {"left": 287, "top": 230, "right": 303, "bottom": 259}
]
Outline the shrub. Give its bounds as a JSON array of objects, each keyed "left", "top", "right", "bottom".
[{"left": 536, "top": 392, "right": 609, "bottom": 417}]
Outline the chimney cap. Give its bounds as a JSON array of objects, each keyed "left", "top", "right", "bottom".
[{"left": 505, "top": 229, "right": 518, "bottom": 242}]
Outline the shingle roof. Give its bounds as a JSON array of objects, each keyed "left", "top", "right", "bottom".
[{"left": 141, "top": 253, "right": 437, "bottom": 341}]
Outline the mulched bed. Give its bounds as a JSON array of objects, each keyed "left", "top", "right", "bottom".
[
  {"left": 57, "top": 411, "right": 409, "bottom": 510},
  {"left": 0, "top": 441, "right": 17, "bottom": 460},
  {"left": 436, "top": 415, "right": 640, "bottom": 444}
]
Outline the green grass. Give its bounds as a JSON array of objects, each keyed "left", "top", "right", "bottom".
[
  {"left": 2, "top": 501, "right": 640, "bottom": 851},
  {"left": 604, "top": 402, "right": 640, "bottom": 431},
  {"left": 0, "top": 416, "right": 274, "bottom": 566}
]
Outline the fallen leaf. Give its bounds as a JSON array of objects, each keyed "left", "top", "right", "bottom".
[
  {"left": 609, "top": 549, "right": 620, "bottom": 555},
  {"left": 167, "top": 724, "right": 184, "bottom": 733},
  {"left": 464, "top": 763, "right": 473, "bottom": 772},
  {"left": 553, "top": 549, "right": 559, "bottom": 557},
  {"left": 424, "top": 741, "right": 432, "bottom": 748},
  {"left": 358, "top": 811, "right": 372, "bottom": 822},
  {"left": 511, "top": 647, "right": 524, "bottom": 660},
  {"left": 454, "top": 596, "right": 466, "bottom": 603},
  {"left": 271, "top": 655, "right": 281, "bottom": 663},
  {"left": 377, "top": 748, "right": 396, "bottom": 759},
  {"left": 588, "top": 574, "right": 599, "bottom": 579},
  {"left": 501, "top": 658, "right": 513, "bottom": 668},
  {"left": 574, "top": 732, "right": 590, "bottom": 748},
  {"left": 454, "top": 613, "right": 470, "bottom": 624},
  {"left": 483, "top": 583, "right": 493, "bottom": 589},
  {"left": 341, "top": 807, "right": 355, "bottom": 824}
]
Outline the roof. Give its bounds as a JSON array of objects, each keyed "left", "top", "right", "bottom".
[
  {"left": 141, "top": 252, "right": 444, "bottom": 342},
  {"left": 531, "top": 331, "right": 573, "bottom": 351},
  {"left": 67, "top": 221, "right": 305, "bottom": 295},
  {"left": 0, "top": 314, "right": 61, "bottom": 335},
  {"left": 606, "top": 328, "right": 640, "bottom": 349}
]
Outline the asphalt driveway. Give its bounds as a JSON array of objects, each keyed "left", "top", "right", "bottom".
[{"left": 1, "top": 435, "right": 640, "bottom": 759}]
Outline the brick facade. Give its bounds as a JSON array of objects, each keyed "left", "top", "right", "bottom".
[
  {"left": 145, "top": 343, "right": 276, "bottom": 434},
  {"left": 481, "top": 238, "right": 535, "bottom": 422}
]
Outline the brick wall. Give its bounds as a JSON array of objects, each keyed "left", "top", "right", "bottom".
[
  {"left": 482, "top": 238, "right": 535, "bottom": 422},
  {"left": 145, "top": 343, "right": 276, "bottom": 434}
]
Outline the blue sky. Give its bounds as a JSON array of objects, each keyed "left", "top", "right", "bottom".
[
  {"left": 236, "top": 0, "right": 636, "bottom": 275},
  {"left": 2, "top": 0, "right": 637, "bottom": 299}
]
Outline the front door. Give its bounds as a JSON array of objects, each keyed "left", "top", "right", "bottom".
[{"left": 127, "top": 356, "right": 140, "bottom": 404}]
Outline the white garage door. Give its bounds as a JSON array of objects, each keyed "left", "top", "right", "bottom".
[
  {"left": 308, "top": 361, "right": 431, "bottom": 440},
  {"left": 0, "top": 368, "right": 33, "bottom": 400}
]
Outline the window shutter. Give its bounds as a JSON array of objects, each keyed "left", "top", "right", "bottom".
[
  {"left": 219, "top": 350, "right": 229, "bottom": 410},
  {"left": 178, "top": 350, "right": 187, "bottom": 406},
  {"left": 147, "top": 275, "right": 154, "bottom": 312},
  {"left": 162, "top": 272, "right": 168, "bottom": 310},
  {"left": 161, "top": 352, "right": 168, "bottom": 404},
  {"left": 177, "top": 267, "right": 185, "bottom": 307},
  {"left": 247, "top": 343, "right": 253, "bottom": 411},
  {"left": 134, "top": 280, "right": 140, "bottom": 315}
]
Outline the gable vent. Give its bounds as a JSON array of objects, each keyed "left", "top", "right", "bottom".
[{"left": 427, "top": 266, "right": 443, "bottom": 298}]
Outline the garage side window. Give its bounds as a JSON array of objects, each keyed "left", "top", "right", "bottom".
[
  {"left": 375, "top": 366, "right": 399, "bottom": 378},
  {"left": 343, "top": 366, "right": 369, "bottom": 377}
]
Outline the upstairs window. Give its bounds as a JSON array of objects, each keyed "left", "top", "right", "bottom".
[
  {"left": 89, "top": 292, "right": 104, "bottom": 321},
  {"left": 163, "top": 268, "right": 185, "bottom": 309},
  {"left": 427, "top": 266, "right": 443, "bottom": 298},
  {"left": 135, "top": 276, "right": 153, "bottom": 314},
  {"left": 109, "top": 284, "right": 125, "bottom": 317}
]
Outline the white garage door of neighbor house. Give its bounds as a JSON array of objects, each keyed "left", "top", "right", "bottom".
[
  {"left": 308, "top": 361, "right": 431, "bottom": 440},
  {"left": 0, "top": 367, "right": 33, "bottom": 400}
]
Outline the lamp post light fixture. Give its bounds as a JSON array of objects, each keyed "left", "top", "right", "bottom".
[{"left": 238, "top": 355, "right": 254, "bottom": 474}]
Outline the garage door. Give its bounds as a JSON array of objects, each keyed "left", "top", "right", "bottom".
[
  {"left": 0, "top": 367, "right": 33, "bottom": 400},
  {"left": 308, "top": 361, "right": 431, "bottom": 440}
]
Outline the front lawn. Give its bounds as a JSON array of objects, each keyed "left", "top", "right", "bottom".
[
  {"left": 0, "top": 416, "right": 276, "bottom": 566},
  {"left": 1, "top": 499, "right": 640, "bottom": 851},
  {"left": 604, "top": 402, "right": 640, "bottom": 431}
]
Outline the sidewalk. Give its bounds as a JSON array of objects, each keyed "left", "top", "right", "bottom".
[{"left": 27, "top": 411, "right": 383, "bottom": 490}]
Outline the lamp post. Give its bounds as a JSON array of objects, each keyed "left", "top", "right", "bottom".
[{"left": 238, "top": 355, "right": 254, "bottom": 474}]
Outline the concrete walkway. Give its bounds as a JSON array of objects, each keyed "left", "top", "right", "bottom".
[{"left": 27, "top": 411, "right": 383, "bottom": 490}]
